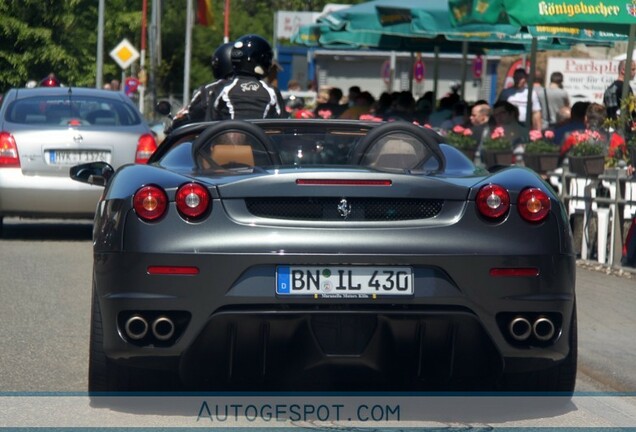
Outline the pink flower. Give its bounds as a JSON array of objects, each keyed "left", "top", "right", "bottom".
[
  {"left": 462, "top": 128, "right": 473, "bottom": 136},
  {"left": 452, "top": 125, "right": 465, "bottom": 134},
  {"left": 544, "top": 130, "right": 554, "bottom": 140},
  {"left": 491, "top": 127, "right": 505, "bottom": 139},
  {"left": 423, "top": 124, "right": 433, "bottom": 129},
  {"left": 317, "top": 109, "right": 333, "bottom": 119},
  {"left": 529, "top": 130, "right": 543, "bottom": 141},
  {"left": 359, "top": 114, "right": 383, "bottom": 122}
]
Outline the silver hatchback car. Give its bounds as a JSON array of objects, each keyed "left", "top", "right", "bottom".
[{"left": 0, "top": 87, "right": 157, "bottom": 234}]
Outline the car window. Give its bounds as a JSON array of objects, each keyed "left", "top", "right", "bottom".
[
  {"left": 360, "top": 133, "right": 435, "bottom": 171},
  {"left": 5, "top": 95, "right": 142, "bottom": 126},
  {"left": 268, "top": 133, "right": 361, "bottom": 166}
]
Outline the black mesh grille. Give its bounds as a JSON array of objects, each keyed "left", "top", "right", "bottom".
[{"left": 245, "top": 197, "right": 443, "bottom": 221}]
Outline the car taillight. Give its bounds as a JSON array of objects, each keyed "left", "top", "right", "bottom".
[
  {"left": 175, "top": 182, "right": 211, "bottom": 220},
  {"left": 518, "top": 187, "right": 551, "bottom": 223},
  {"left": 135, "top": 133, "right": 157, "bottom": 164},
  {"left": 0, "top": 132, "right": 20, "bottom": 168},
  {"left": 476, "top": 184, "right": 510, "bottom": 220},
  {"left": 133, "top": 185, "right": 168, "bottom": 221}
]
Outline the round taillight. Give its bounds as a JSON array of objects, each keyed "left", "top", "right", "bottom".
[
  {"left": 175, "top": 182, "right": 210, "bottom": 220},
  {"left": 476, "top": 184, "right": 510, "bottom": 220},
  {"left": 518, "top": 187, "right": 551, "bottom": 223},
  {"left": 133, "top": 185, "right": 168, "bottom": 221}
]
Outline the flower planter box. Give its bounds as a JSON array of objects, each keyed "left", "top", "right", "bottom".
[
  {"left": 523, "top": 153, "right": 560, "bottom": 174},
  {"left": 568, "top": 155, "right": 605, "bottom": 177},
  {"left": 481, "top": 149, "right": 513, "bottom": 168}
]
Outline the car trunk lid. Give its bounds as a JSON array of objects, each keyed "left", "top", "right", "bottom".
[{"left": 13, "top": 127, "right": 136, "bottom": 177}]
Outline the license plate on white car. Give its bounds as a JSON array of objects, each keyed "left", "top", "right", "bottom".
[
  {"left": 276, "top": 266, "right": 413, "bottom": 297},
  {"left": 47, "top": 150, "right": 111, "bottom": 165}
]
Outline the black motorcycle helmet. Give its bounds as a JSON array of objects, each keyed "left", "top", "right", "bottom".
[
  {"left": 211, "top": 42, "right": 234, "bottom": 80},
  {"left": 231, "top": 34, "right": 273, "bottom": 78}
]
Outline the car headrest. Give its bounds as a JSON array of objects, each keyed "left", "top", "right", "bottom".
[{"left": 211, "top": 144, "right": 255, "bottom": 167}]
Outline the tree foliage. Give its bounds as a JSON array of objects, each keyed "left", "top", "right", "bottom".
[{"left": 0, "top": 0, "right": 360, "bottom": 97}]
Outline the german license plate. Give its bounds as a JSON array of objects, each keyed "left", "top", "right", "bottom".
[
  {"left": 48, "top": 150, "right": 111, "bottom": 165},
  {"left": 276, "top": 266, "right": 413, "bottom": 297}
]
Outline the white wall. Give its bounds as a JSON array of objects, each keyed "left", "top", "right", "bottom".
[{"left": 313, "top": 50, "right": 486, "bottom": 103}]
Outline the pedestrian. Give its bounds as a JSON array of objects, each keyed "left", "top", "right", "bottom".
[
  {"left": 439, "top": 101, "right": 470, "bottom": 131},
  {"left": 469, "top": 101, "right": 492, "bottom": 146},
  {"left": 339, "top": 91, "right": 375, "bottom": 120},
  {"left": 491, "top": 100, "right": 529, "bottom": 147},
  {"left": 171, "top": 42, "right": 234, "bottom": 129},
  {"left": 347, "top": 86, "right": 361, "bottom": 107},
  {"left": 383, "top": 91, "right": 417, "bottom": 123},
  {"left": 208, "top": 34, "right": 285, "bottom": 120},
  {"left": 553, "top": 101, "right": 589, "bottom": 146},
  {"left": 314, "top": 87, "right": 346, "bottom": 119},
  {"left": 39, "top": 73, "right": 60, "bottom": 87},
  {"left": 497, "top": 68, "right": 542, "bottom": 131},
  {"left": 560, "top": 102, "right": 627, "bottom": 158},
  {"left": 536, "top": 71, "right": 570, "bottom": 129},
  {"left": 604, "top": 59, "right": 636, "bottom": 120}
]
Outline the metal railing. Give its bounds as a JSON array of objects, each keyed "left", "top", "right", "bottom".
[{"left": 556, "top": 168, "right": 636, "bottom": 268}]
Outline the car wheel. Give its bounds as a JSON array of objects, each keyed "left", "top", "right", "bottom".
[{"left": 500, "top": 306, "right": 577, "bottom": 394}]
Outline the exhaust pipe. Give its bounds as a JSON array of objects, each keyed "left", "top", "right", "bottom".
[
  {"left": 152, "top": 316, "right": 175, "bottom": 341},
  {"left": 125, "top": 315, "right": 149, "bottom": 340},
  {"left": 533, "top": 316, "right": 555, "bottom": 341},
  {"left": 509, "top": 316, "right": 532, "bottom": 341}
]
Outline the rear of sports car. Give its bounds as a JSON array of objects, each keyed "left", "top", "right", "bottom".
[{"left": 89, "top": 158, "right": 576, "bottom": 392}]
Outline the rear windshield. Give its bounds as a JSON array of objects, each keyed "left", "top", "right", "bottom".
[{"left": 5, "top": 95, "right": 142, "bottom": 126}]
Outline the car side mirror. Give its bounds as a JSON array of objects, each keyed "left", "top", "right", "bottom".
[
  {"left": 69, "top": 162, "right": 114, "bottom": 187},
  {"left": 155, "top": 100, "right": 172, "bottom": 117}
]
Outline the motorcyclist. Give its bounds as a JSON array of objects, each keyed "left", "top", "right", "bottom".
[
  {"left": 207, "top": 34, "right": 285, "bottom": 120},
  {"left": 170, "top": 42, "right": 235, "bottom": 129}
]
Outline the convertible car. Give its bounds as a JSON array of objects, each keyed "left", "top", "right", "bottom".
[{"left": 71, "top": 119, "right": 577, "bottom": 393}]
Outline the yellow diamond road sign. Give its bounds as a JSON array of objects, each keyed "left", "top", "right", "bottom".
[{"left": 110, "top": 38, "right": 140, "bottom": 70}]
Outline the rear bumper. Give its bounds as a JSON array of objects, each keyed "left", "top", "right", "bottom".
[
  {"left": 94, "top": 250, "right": 576, "bottom": 389},
  {"left": 0, "top": 168, "right": 101, "bottom": 217}
]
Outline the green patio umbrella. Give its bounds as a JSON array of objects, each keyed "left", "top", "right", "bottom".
[
  {"left": 450, "top": 0, "right": 635, "bottom": 99},
  {"left": 306, "top": 0, "right": 572, "bottom": 99}
]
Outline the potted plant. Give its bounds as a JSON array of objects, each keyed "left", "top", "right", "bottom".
[
  {"left": 523, "top": 129, "right": 560, "bottom": 174},
  {"left": 565, "top": 130, "right": 606, "bottom": 177},
  {"left": 443, "top": 125, "right": 478, "bottom": 160},
  {"left": 481, "top": 126, "right": 513, "bottom": 168}
]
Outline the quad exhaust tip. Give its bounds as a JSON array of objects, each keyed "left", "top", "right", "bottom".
[
  {"left": 125, "top": 315, "right": 149, "bottom": 340},
  {"left": 532, "top": 316, "right": 555, "bottom": 341},
  {"left": 509, "top": 316, "right": 532, "bottom": 341},
  {"left": 152, "top": 316, "right": 175, "bottom": 341}
]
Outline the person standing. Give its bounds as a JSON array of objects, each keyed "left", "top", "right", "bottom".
[
  {"left": 208, "top": 34, "right": 285, "bottom": 120},
  {"left": 536, "top": 71, "right": 570, "bottom": 129},
  {"left": 497, "top": 68, "right": 542, "bottom": 131},
  {"left": 604, "top": 59, "right": 636, "bottom": 120}
]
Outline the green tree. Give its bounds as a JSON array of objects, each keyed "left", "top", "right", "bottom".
[{"left": 0, "top": 0, "right": 361, "bottom": 99}]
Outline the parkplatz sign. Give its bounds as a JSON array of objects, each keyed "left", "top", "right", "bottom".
[
  {"left": 109, "top": 38, "right": 140, "bottom": 69},
  {"left": 546, "top": 57, "right": 636, "bottom": 105}
]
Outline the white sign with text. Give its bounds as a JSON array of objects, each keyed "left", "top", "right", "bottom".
[{"left": 546, "top": 57, "right": 636, "bottom": 105}]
